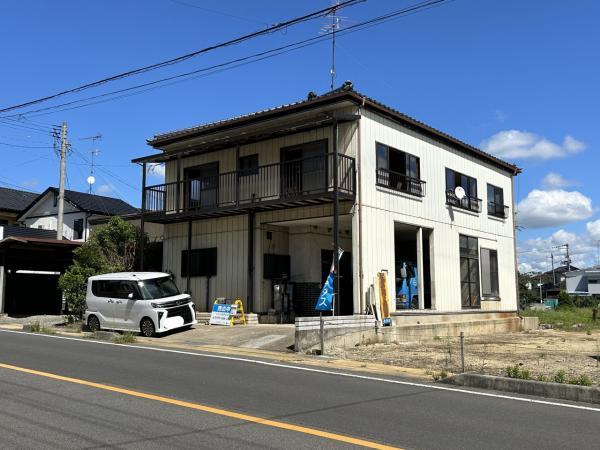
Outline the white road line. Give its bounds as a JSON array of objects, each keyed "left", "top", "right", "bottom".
[{"left": 1, "top": 328, "right": 599, "bottom": 413}]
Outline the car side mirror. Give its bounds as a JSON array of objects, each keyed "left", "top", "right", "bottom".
[{"left": 128, "top": 293, "right": 134, "bottom": 300}]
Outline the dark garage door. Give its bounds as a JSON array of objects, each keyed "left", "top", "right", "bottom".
[{"left": 4, "top": 272, "right": 62, "bottom": 315}]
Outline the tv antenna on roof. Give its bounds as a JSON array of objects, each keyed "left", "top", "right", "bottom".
[
  {"left": 80, "top": 133, "right": 102, "bottom": 194},
  {"left": 321, "top": 1, "right": 342, "bottom": 90}
]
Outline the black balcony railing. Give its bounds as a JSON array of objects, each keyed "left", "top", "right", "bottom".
[
  {"left": 487, "top": 202, "right": 509, "bottom": 218},
  {"left": 375, "top": 168, "right": 426, "bottom": 197},
  {"left": 446, "top": 191, "right": 482, "bottom": 213},
  {"left": 143, "top": 153, "right": 355, "bottom": 217}
]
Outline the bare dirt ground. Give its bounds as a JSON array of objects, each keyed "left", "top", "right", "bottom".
[{"left": 330, "top": 329, "right": 600, "bottom": 385}]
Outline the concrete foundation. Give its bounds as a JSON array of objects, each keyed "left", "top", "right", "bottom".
[{"left": 295, "top": 312, "right": 539, "bottom": 353}]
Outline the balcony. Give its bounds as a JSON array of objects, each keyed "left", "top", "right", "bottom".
[
  {"left": 446, "top": 191, "right": 482, "bottom": 213},
  {"left": 375, "top": 168, "right": 426, "bottom": 197},
  {"left": 143, "top": 153, "right": 355, "bottom": 223},
  {"left": 487, "top": 201, "right": 509, "bottom": 219}
]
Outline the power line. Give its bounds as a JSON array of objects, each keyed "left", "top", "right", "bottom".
[
  {"left": 3, "top": 0, "right": 450, "bottom": 119},
  {"left": 166, "top": 0, "right": 267, "bottom": 25},
  {"left": 0, "top": 0, "right": 363, "bottom": 115},
  {"left": 0, "top": 141, "right": 54, "bottom": 149}
]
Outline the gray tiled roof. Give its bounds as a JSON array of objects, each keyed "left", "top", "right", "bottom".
[
  {"left": 145, "top": 86, "right": 520, "bottom": 174},
  {"left": 0, "top": 187, "right": 38, "bottom": 213},
  {"left": 61, "top": 189, "right": 139, "bottom": 216}
]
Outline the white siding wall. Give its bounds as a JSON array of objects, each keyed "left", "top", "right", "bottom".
[
  {"left": 358, "top": 109, "right": 517, "bottom": 312},
  {"left": 21, "top": 192, "right": 92, "bottom": 241},
  {"left": 159, "top": 104, "right": 518, "bottom": 315}
]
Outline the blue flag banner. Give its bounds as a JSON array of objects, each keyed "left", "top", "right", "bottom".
[
  {"left": 315, "top": 248, "right": 343, "bottom": 312},
  {"left": 316, "top": 272, "right": 334, "bottom": 311}
]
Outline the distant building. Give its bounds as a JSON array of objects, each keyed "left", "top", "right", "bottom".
[
  {"left": 565, "top": 269, "right": 600, "bottom": 296},
  {"left": 17, "top": 187, "right": 138, "bottom": 241},
  {"left": 0, "top": 187, "right": 38, "bottom": 225}
]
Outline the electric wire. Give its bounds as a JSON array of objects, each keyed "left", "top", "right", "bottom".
[
  {"left": 0, "top": 0, "right": 363, "bottom": 114},
  {"left": 2, "top": 0, "right": 449, "bottom": 119}
]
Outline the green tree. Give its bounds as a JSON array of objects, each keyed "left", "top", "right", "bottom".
[{"left": 59, "top": 217, "right": 140, "bottom": 319}]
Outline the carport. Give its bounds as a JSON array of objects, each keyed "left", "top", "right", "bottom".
[{"left": 0, "top": 236, "right": 80, "bottom": 315}]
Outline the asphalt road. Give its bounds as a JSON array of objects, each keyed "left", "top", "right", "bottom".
[{"left": 0, "top": 330, "right": 598, "bottom": 449}]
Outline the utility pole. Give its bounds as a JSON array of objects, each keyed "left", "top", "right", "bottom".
[
  {"left": 56, "top": 122, "right": 68, "bottom": 240},
  {"left": 551, "top": 253, "right": 556, "bottom": 285}
]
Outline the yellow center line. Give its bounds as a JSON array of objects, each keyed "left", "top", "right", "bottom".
[{"left": 0, "top": 362, "right": 401, "bottom": 450}]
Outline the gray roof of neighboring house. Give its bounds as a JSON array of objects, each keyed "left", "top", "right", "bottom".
[
  {"left": 0, "top": 187, "right": 39, "bottom": 213},
  {"left": 19, "top": 187, "right": 139, "bottom": 219},
  {"left": 0, "top": 224, "right": 64, "bottom": 240},
  {"left": 142, "top": 85, "right": 521, "bottom": 175}
]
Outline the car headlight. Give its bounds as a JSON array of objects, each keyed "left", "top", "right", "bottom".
[{"left": 151, "top": 302, "right": 160, "bottom": 308}]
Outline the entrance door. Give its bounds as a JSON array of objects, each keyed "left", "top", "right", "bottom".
[
  {"left": 185, "top": 162, "right": 219, "bottom": 210},
  {"left": 280, "top": 148, "right": 303, "bottom": 198},
  {"left": 321, "top": 250, "right": 353, "bottom": 315}
]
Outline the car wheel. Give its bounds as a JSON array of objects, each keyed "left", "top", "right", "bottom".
[
  {"left": 88, "top": 315, "right": 101, "bottom": 332},
  {"left": 140, "top": 317, "right": 155, "bottom": 337}
]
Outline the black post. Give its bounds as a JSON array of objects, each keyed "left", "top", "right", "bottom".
[
  {"left": 236, "top": 145, "right": 241, "bottom": 207},
  {"left": 176, "top": 154, "right": 182, "bottom": 212},
  {"left": 186, "top": 220, "right": 192, "bottom": 294},
  {"left": 332, "top": 119, "right": 340, "bottom": 316},
  {"left": 140, "top": 162, "right": 147, "bottom": 271},
  {"left": 247, "top": 211, "right": 255, "bottom": 313}
]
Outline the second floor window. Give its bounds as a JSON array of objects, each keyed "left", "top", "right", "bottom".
[
  {"left": 239, "top": 154, "right": 259, "bottom": 176},
  {"left": 446, "top": 168, "right": 480, "bottom": 212},
  {"left": 375, "top": 143, "right": 423, "bottom": 196},
  {"left": 487, "top": 183, "right": 506, "bottom": 218},
  {"left": 73, "top": 218, "right": 84, "bottom": 240}
]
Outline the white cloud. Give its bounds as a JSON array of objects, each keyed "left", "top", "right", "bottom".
[
  {"left": 494, "top": 109, "right": 508, "bottom": 122},
  {"left": 481, "top": 130, "right": 586, "bottom": 160},
  {"left": 21, "top": 179, "right": 38, "bottom": 189},
  {"left": 148, "top": 163, "right": 165, "bottom": 179},
  {"left": 586, "top": 220, "right": 600, "bottom": 240},
  {"left": 96, "top": 184, "right": 113, "bottom": 195},
  {"left": 518, "top": 227, "right": 597, "bottom": 273},
  {"left": 517, "top": 189, "right": 593, "bottom": 229},
  {"left": 541, "top": 172, "right": 579, "bottom": 189}
]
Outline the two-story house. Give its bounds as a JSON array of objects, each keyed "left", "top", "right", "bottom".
[
  {"left": 134, "top": 86, "right": 520, "bottom": 324},
  {"left": 18, "top": 187, "right": 139, "bottom": 241}
]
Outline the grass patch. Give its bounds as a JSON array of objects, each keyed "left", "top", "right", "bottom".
[
  {"left": 29, "top": 321, "right": 57, "bottom": 335},
  {"left": 505, "top": 364, "right": 531, "bottom": 380},
  {"left": 522, "top": 307, "right": 600, "bottom": 331},
  {"left": 113, "top": 332, "right": 137, "bottom": 344}
]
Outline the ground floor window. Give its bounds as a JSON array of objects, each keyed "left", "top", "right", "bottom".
[
  {"left": 480, "top": 248, "right": 499, "bottom": 298},
  {"left": 459, "top": 235, "right": 480, "bottom": 308}
]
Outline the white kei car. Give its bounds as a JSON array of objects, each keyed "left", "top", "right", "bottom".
[{"left": 84, "top": 272, "right": 196, "bottom": 337}]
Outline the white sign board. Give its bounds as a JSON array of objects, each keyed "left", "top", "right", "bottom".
[{"left": 209, "top": 303, "right": 238, "bottom": 326}]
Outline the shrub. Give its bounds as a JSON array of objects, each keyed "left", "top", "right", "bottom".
[
  {"left": 568, "top": 374, "right": 593, "bottom": 386},
  {"left": 59, "top": 217, "right": 143, "bottom": 319},
  {"left": 506, "top": 364, "right": 531, "bottom": 380},
  {"left": 554, "top": 370, "right": 567, "bottom": 384}
]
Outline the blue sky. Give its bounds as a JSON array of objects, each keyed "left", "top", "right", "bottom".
[{"left": 1, "top": 0, "right": 598, "bottom": 272}]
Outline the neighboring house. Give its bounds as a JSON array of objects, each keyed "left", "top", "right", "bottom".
[
  {"left": 134, "top": 86, "right": 520, "bottom": 323},
  {"left": 0, "top": 187, "right": 38, "bottom": 225},
  {"left": 17, "top": 187, "right": 139, "bottom": 241},
  {"left": 565, "top": 269, "right": 600, "bottom": 296}
]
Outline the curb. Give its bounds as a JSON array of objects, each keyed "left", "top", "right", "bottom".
[{"left": 442, "top": 373, "right": 600, "bottom": 404}]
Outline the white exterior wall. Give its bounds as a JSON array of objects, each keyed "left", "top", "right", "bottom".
[
  {"left": 158, "top": 104, "right": 518, "bottom": 315},
  {"left": 20, "top": 192, "right": 94, "bottom": 241},
  {"left": 358, "top": 109, "right": 517, "bottom": 312}
]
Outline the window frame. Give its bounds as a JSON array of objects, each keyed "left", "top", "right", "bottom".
[
  {"left": 487, "top": 183, "right": 507, "bottom": 218},
  {"left": 459, "top": 234, "right": 481, "bottom": 309},
  {"left": 375, "top": 142, "right": 423, "bottom": 196},
  {"left": 73, "top": 218, "right": 84, "bottom": 240},
  {"left": 239, "top": 154, "right": 259, "bottom": 177},
  {"left": 181, "top": 247, "right": 218, "bottom": 277},
  {"left": 480, "top": 247, "right": 500, "bottom": 299}
]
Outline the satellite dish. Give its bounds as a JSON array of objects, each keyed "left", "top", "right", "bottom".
[
  {"left": 454, "top": 186, "right": 466, "bottom": 200},
  {"left": 86, "top": 175, "right": 96, "bottom": 185}
]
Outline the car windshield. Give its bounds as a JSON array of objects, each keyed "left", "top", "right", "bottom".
[{"left": 137, "top": 277, "right": 181, "bottom": 300}]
